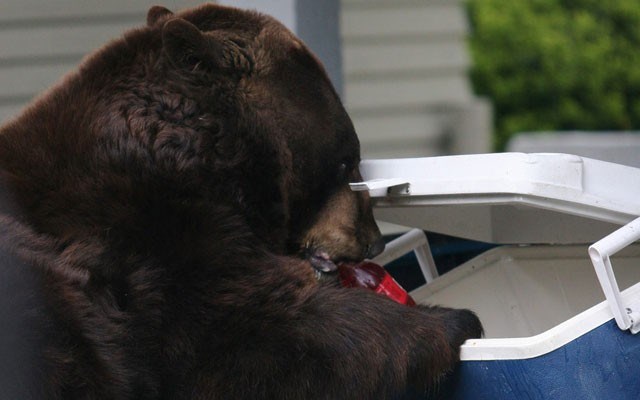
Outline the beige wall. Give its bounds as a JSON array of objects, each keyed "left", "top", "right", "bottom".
[
  {"left": 341, "top": 0, "right": 491, "bottom": 158},
  {"left": 0, "top": 1, "right": 491, "bottom": 158},
  {"left": 0, "top": 1, "right": 202, "bottom": 123}
]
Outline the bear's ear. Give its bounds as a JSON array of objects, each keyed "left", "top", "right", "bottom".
[
  {"left": 162, "top": 18, "right": 254, "bottom": 74},
  {"left": 162, "top": 18, "right": 210, "bottom": 70},
  {"left": 147, "top": 5, "right": 173, "bottom": 26}
]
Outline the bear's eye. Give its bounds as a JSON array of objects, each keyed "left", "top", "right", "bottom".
[
  {"left": 337, "top": 162, "right": 348, "bottom": 180},
  {"left": 184, "top": 53, "right": 201, "bottom": 68}
]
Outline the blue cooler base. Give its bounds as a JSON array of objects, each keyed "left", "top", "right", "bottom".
[{"left": 441, "top": 320, "right": 640, "bottom": 399}]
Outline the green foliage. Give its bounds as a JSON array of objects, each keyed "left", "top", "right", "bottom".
[{"left": 467, "top": 0, "right": 640, "bottom": 150}]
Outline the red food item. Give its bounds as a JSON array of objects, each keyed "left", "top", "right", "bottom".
[{"left": 337, "top": 261, "right": 416, "bottom": 306}]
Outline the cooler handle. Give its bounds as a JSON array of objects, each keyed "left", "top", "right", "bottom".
[
  {"left": 371, "top": 228, "right": 439, "bottom": 284},
  {"left": 589, "top": 217, "right": 640, "bottom": 334}
]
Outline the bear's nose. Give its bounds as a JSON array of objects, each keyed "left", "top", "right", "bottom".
[{"left": 366, "top": 237, "right": 386, "bottom": 259}]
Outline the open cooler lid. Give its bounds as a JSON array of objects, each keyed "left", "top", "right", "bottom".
[{"left": 354, "top": 153, "right": 640, "bottom": 244}]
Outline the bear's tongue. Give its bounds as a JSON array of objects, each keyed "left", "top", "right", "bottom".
[{"left": 308, "top": 250, "right": 338, "bottom": 273}]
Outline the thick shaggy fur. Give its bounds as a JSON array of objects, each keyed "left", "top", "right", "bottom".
[{"left": 0, "top": 4, "right": 481, "bottom": 399}]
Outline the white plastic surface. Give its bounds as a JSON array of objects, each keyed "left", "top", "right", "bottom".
[
  {"left": 411, "top": 244, "right": 640, "bottom": 340},
  {"left": 349, "top": 178, "right": 408, "bottom": 194},
  {"left": 358, "top": 153, "right": 640, "bottom": 244}
]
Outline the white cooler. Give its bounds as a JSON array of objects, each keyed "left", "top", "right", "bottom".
[{"left": 353, "top": 153, "right": 640, "bottom": 399}]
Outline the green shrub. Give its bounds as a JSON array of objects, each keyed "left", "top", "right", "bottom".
[{"left": 467, "top": 0, "right": 640, "bottom": 150}]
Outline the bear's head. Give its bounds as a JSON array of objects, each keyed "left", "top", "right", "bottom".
[
  {"left": 0, "top": 4, "right": 384, "bottom": 273},
  {"left": 143, "top": 5, "right": 385, "bottom": 270}
]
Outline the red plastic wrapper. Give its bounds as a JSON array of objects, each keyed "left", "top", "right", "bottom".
[{"left": 337, "top": 261, "right": 416, "bottom": 306}]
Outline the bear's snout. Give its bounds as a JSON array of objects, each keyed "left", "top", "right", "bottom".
[
  {"left": 298, "top": 183, "right": 383, "bottom": 269},
  {"left": 365, "top": 236, "right": 386, "bottom": 259}
]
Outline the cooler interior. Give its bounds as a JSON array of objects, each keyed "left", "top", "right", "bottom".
[{"left": 411, "top": 243, "right": 640, "bottom": 338}]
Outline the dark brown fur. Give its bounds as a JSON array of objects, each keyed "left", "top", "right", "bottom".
[{"left": 0, "top": 4, "right": 481, "bottom": 399}]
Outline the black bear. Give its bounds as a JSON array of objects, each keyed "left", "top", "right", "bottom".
[{"left": 0, "top": 4, "right": 481, "bottom": 399}]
